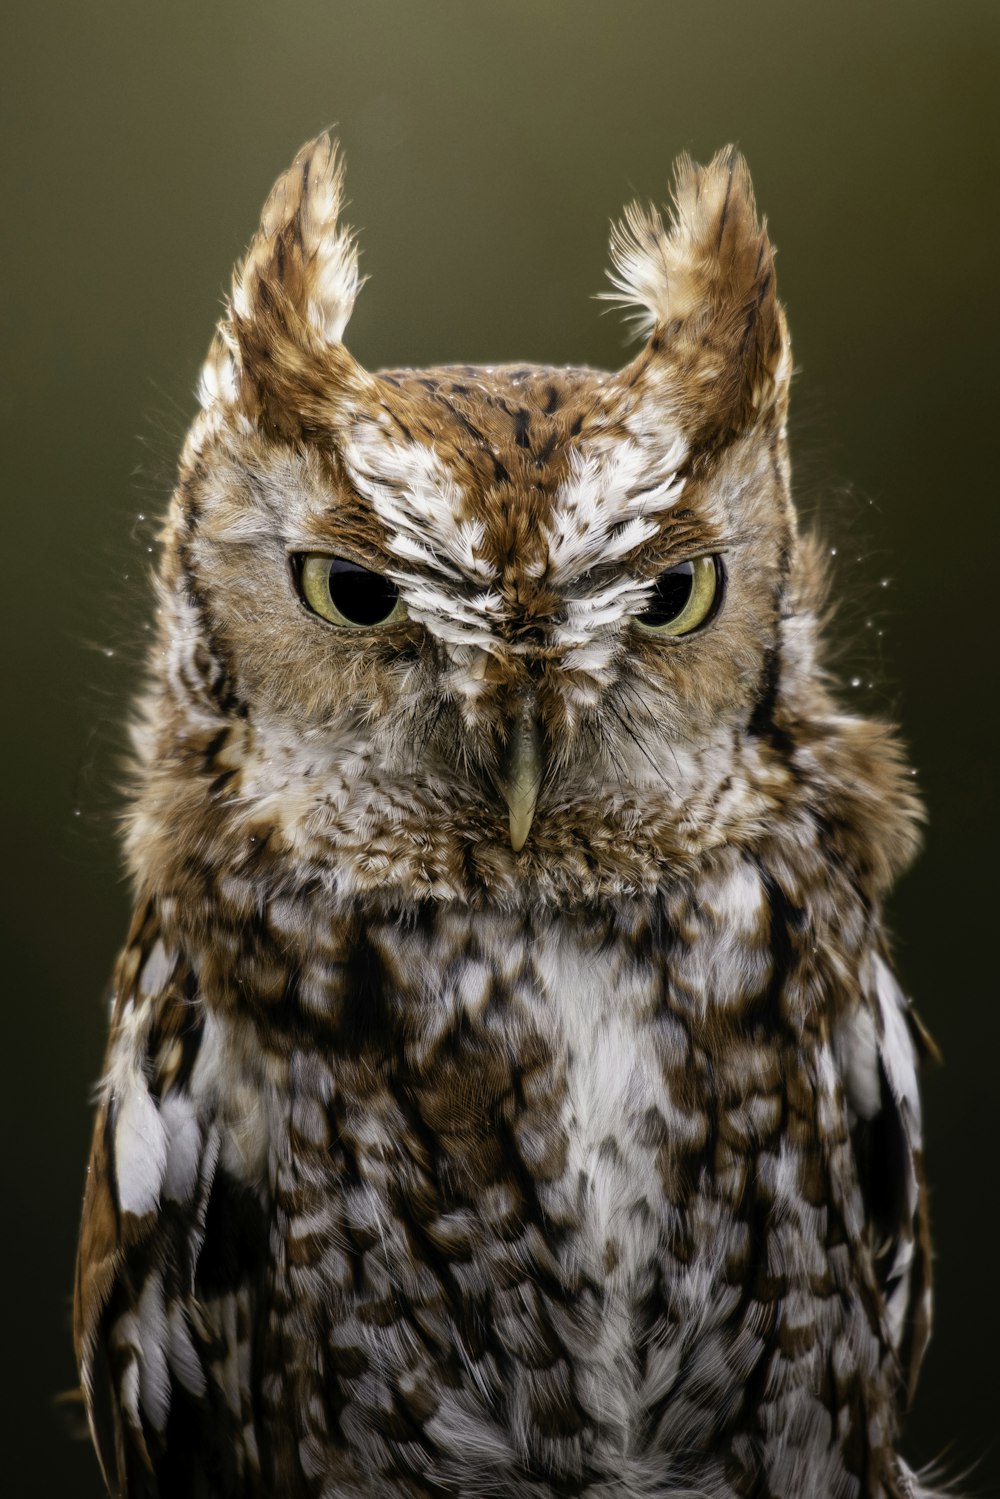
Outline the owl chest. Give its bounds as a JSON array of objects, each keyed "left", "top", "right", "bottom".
[
  {"left": 373, "top": 915, "right": 681, "bottom": 1283},
  {"left": 314, "top": 906, "right": 778, "bottom": 1277},
  {"left": 513, "top": 930, "right": 675, "bottom": 1279},
  {"left": 242, "top": 890, "right": 887, "bottom": 1493},
  {"left": 264, "top": 910, "right": 788, "bottom": 1476}
]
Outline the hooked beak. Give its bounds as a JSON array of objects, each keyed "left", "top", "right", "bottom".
[{"left": 497, "top": 698, "right": 544, "bottom": 852}]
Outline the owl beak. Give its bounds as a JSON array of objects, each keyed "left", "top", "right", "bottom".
[{"left": 497, "top": 700, "right": 543, "bottom": 852}]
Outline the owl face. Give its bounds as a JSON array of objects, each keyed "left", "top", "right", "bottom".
[{"left": 148, "top": 137, "right": 803, "bottom": 901}]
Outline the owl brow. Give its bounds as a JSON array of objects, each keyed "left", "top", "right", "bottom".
[
  {"left": 660, "top": 509, "right": 751, "bottom": 553},
  {"left": 286, "top": 534, "right": 393, "bottom": 573},
  {"left": 651, "top": 531, "right": 735, "bottom": 563},
  {"left": 588, "top": 525, "right": 736, "bottom": 586}
]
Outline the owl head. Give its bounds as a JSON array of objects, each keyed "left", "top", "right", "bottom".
[{"left": 136, "top": 135, "right": 916, "bottom": 907}]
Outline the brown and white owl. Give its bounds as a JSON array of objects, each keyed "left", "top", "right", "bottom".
[{"left": 75, "top": 135, "right": 939, "bottom": 1497}]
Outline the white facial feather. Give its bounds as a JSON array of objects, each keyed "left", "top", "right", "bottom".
[
  {"left": 542, "top": 435, "right": 687, "bottom": 586},
  {"left": 341, "top": 422, "right": 503, "bottom": 648}
]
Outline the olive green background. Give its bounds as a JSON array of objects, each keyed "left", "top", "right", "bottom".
[{"left": 3, "top": 2, "right": 997, "bottom": 1493}]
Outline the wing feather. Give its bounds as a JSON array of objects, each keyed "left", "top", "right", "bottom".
[
  {"left": 836, "top": 947, "right": 935, "bottom": 1401},
  {"left": 74, "top": 909, "right": 269, "bottom": 1496}
]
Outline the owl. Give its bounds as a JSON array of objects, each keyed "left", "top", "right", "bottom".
[{"left": 75, "top": 135, "right": 938, "bottom": 1499}]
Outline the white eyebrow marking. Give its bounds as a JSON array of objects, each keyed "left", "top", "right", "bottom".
[
  {"left": 540, "top": 432, "right": 688, "bottom": 586},
  {"left": 339, "top": 411, "right": 690, "bottom": 664},
  {"left": 340, "top": 420, "right": 501, "bottom": 647}
]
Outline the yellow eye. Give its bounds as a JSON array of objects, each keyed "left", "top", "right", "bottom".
[
  {"left": 634, "top": 555, "right": 723, "bottom": 636},
  {"left": 297, "top": 555, "right": 407, "bottom": 629}
]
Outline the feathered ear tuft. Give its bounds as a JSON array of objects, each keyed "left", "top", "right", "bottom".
[
  {"left": 232, "top": 132, "right": 363, "bottom": 346},
  {"left": 605, "top": 148, "right": 789, "bottom": 444},
  {"left": 197, "top": 134, "right": 371, "bottom": 442}
]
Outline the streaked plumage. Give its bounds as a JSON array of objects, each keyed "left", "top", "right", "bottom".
[{"left": 75, "top": 135, "right": 937, "bottom": 1497}]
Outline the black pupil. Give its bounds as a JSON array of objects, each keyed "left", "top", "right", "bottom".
[
  {"left": 326, "top": 559, "right": 400, "bottom": 625},
  {"left": 637, "top": 561, "right": 695, "bottom": 626}
]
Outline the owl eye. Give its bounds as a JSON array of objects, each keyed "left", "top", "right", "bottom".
[
  {"left": 296, "top": 554, "right": 407, "bottom": 628},
  {"left": 634, "top": 555, "right": 723, "bottom": 636}
]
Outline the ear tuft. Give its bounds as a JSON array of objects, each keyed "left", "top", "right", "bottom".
[
  {"left": 605, "top": 148, "right": 788, "bottom": 440},
  {"left": 232, "top": 132, "right": 363, "bottom": 345},
  {"left": 197, "top": 135, "right": 372, "bottom": 441}
]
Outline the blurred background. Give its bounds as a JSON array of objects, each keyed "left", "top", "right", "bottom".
[{"left": 3, "top": 1, "right": 997, "bottom": 1493}]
